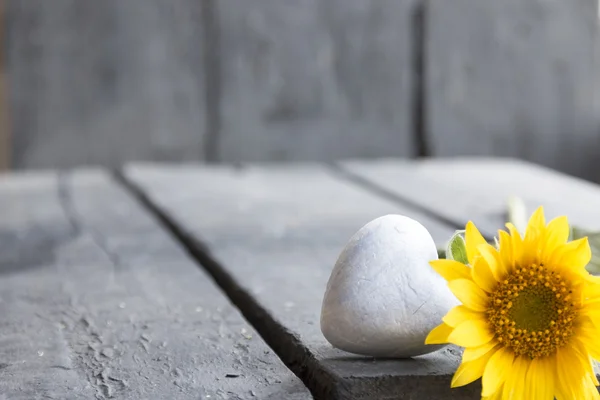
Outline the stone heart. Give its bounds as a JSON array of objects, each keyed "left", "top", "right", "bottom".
[{"left": 320, "top": 214, "right": 459, "bottom": 358}]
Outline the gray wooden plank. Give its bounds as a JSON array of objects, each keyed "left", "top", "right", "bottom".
[
  {"left": 123, "top": 163, "right": 481, "bottom": 400},
  {"left": 7, "top": 0, "right": 206, "bottom": 169},
  {"left": 341, "top": 157, "right": 600, "bottom": 239},
  {"left": 0, "top": 170, "right": 310, "bottom": 399},
  {"left": 425, "top": 0, "right": 600, "bottom": 182},
  {"left": 216, "top": 0, "right": 415, "bottom": 162},
  {"left": 0, "top": 0, "right": 9, "bottom": 171}
]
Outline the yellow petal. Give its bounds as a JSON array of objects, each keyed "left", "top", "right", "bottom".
[
  {"left": 497, "top": 229, "right": 514, "bottom": 273},
  {"left": 556, "top": 237, "right": 592, "bottom": 271},
  {"left": 521, "top": 207, "right": 546, "bottom": 266},
  {"left": 543, "top": 216, "right": 570, "bottom": 258},
  {"left": 575, "top": 321, "right": 600, "bottom": 361},
  {"left": 443, "top": 305, "right": 484, "bottom": 328},
  {"left": 429, "top": 259, "right": 472, "bottom": 282},
  {"left": 520, "top": 235, "right": 542, "bottom": 268},
  {"left": 465, "top": 221, "right": 487, "bottom": 264},
  {"left": 526, "top": 206, "right": 546, "bottom": 238},
  {"left": 448, "top": 319, "right": 494, "bottom": 348},
  {"left": 472, "top": 256, "right": 498, "bottom": 293},
  {"left": 483, "top": 386, "right": 504, "bottom": 400},
  {"left": 505, "top": 221, "right": 522, "bottom": 238},
  {"left": 451, "top": 348, "right": 496, "bottom": 388},
  {"left": 425, "top": 322, "right": 453, "bottom": 345},
  {"left": 478, "top": 243, "right": 506, "bottom": 280},
  {"left": 448, "top": 279, "right": 489, "bottom": 312},
  {"left": 526, "top": 356, "right": 554, "bottom": 400},
  {"left": 580, "top": 304, "right": 600, "bottom": 321},
  {"left": 583, "top": 277, "right": 600, "bottom": 300},
  {"left": 482, "top": 347, "right": 514, "bottom": 397},
  {"left": 556, "top": 346, "right": 588, "bottom": 400},
  {"left": 553, "top": 362, "right": 571, "bottom": 400},
  {"left": 584, "top": 378, "right": 600, "bottom": 400},
  {"left": 505, "top": 222, "right": 523, "bottom": 254},
  {"left": 462, "top": 341, "right": 498, "bottom": 363},
  {"left": 571, "top": 337, "right": 600, "bottom": 387},
  {"left": 555, "top": 342, "right": 600, "bottom": 400},
  {"left": 502, "top": 356, "right": 529, "bottom": 400}
]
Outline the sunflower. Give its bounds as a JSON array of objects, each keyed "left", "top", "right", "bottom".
[{"left": 426, "top": 206, "right": 600, "bottom": 399}]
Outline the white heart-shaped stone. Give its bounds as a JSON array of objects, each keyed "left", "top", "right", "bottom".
[{"left": 320, "top": 214, "right": 459, "bottom": 358}]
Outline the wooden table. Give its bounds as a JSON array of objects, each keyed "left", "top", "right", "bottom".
[{"left": 2, "top": 158, "right": 600, "bottom": 400}]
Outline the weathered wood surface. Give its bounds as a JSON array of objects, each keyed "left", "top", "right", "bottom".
[
  {"left": 7, "top": 0, "right": 415, "bottom": 168},
  {"left": 0, "top": 0, "right": 9, "bottom": 170},
  {"left": 342, "top": 157, "right": 600, "bottom": 239},
  {"left": 7, "top": 0, "right": 206, "bottom": 169},
  {"left": 7, "top": 0, "right": 600, "bottom": 180},
  {"left": 6, "top": 158, "right": 600, "bottom": 399},
  {"left": 426, "top": 0, "right": 600, "bottom": 182},
  {"left": 0, "top": 170, "right": 309, "bottom": 399},
  {"left": 216, "top": 0, "right": 416, "bottom": 162},
  {"left": 123, "top": 163, "right": 483, "bottom": 400}
]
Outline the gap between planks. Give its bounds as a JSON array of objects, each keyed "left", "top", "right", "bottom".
[
  {"left": 113, "top": 170, "right": 338, "bottom": 400},
  {"left": 328, "top": 163, "right": 467, "bottom": 237},
  {"left": 113, "top": 163, "right": 468, "bottom": 399}
]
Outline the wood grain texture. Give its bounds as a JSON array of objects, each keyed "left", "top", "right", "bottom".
[
  {"left": 216, "top": 0, "right": 416, "bottom": 162},
  {"left": 7, "top": 0, "right": 206, "bottom": 169},
  {"left": 0, "top": 0, "right": 9, "bottom": 170},
  {"left": 342, "top": 157, "right": 600, "bottom": 239},
  {"left": 425, "top": 0, "right": 600, "bottom": 182},
  {"left": 0, "top": 170, "right": 309, "bottom": 399},
  {"left": 123, "top": 163, "right": 483, "bottom": 400}
]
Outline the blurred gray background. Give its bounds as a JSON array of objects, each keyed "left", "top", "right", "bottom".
[{"left": 4, "top": 0, "right": 600, "bottom": 181}]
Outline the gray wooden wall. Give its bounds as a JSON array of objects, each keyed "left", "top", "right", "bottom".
[{"left": 6, "top": 0, "right": 600, "bottom": 181}]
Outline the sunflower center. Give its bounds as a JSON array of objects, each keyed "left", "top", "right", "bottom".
[{"left": 486, "top": 262, "right": 577, "bottom": 359}]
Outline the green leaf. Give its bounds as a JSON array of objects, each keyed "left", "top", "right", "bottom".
[
  {"left": 571, "top": 226, "right": 600, "bottom": 275},
  {"left": 571, "top": 226, "right": 589, "bottom": 241},
  {"left": 446, "top": 230, "right": 468, "bottom": 264}
]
